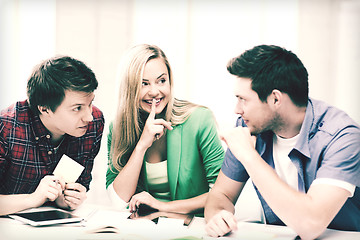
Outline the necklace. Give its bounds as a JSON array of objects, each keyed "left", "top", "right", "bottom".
[{"left": 53, "top": 137, "right": 65, "bottom": 154}]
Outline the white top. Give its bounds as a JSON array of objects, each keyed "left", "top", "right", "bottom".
[
  {"left": 107, "top": 160, "right": 171, "bottom": 209},
  {"left": 273, "top": 134, "right": 299, "bottom": 191},
  {"left": 145, "top": 160, "right": 171, "bottom": 201},
  {"left": 272, "top": 134, "right": 355, "bottom": 197}
]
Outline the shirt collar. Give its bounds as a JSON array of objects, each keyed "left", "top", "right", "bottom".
[
  {"left": 293, "top": 98, "right": 315, "bottom": 159},
  {"left": 255, "top": 99, "right": 315, "bottom": 160},
  {"left": 256, "top": 130, "right": 274, "bottom": 157},
  {"left": 28, "top": 105, "right": 53, "bottom": 142}
]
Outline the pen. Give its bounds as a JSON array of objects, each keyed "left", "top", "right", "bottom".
[{"left": 83, "top": 208, "right": 98, "bottom": 222}]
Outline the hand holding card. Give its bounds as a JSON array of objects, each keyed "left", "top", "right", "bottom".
[{"left": 53, "top": 155, "right": 84, "bottom": 183}]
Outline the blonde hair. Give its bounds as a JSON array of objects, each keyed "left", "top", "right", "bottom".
[{"left": 110, "top": 44, "right": 201, "bottom": 172}]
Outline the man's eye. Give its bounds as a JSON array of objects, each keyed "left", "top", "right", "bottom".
[
  {"left": 74, "top": 106, "right": 81, "bottom": 112},
  {"left": 142, "top": 82, "right": 149, "bottom": 86},
  {"left": 238, "top": 97, "right": 246, "bottom": 103}
]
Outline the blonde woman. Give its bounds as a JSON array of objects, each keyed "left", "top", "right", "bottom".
[{"left": 106, "top": 44, "right": 224, "bottom": 214}]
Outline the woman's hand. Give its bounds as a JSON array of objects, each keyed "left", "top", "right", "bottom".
[
  {"left": 129, "top": 191, "right": 164, "bottom": 212},
  {"left": 137, "top": 99, "right": 172, "bottom": 150}
]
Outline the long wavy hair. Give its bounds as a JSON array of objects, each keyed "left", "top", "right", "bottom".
[{"left": 110, "top": 44, "right": 200, "bottom": 172}]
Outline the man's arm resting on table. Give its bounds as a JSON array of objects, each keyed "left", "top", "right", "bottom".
[
  {"left": 0, "top": 175, "right": 65, "bottom": 216},
  {"left": 204, "top": 170, "right": 246, "bottom": 237},
  {"left": 240, "top": 150, "right": 351, "bottom": 240},
  {"left": 0, "top": 194, "right": 41, "bottom": 216}
]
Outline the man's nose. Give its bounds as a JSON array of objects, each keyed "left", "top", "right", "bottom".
[
  {"left": 234, "top": 103, "right": 244, "bottom": 115},
  {"left": 83, "top": 107, "right": 93, "bottom": 122}
]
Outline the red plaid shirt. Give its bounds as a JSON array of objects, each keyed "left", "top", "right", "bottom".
[{"left": 0, "top": 100, "right": 104, "bottom": 194}]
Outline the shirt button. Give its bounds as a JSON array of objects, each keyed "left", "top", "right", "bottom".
[
  {"left": 48, "top": 150, "right": 53, "bottom": 155},
  {"left": 46, "top": 135, "right": 51, "bottom": 139}
]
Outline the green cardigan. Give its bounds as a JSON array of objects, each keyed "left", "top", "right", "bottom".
[{"left": 106, "top": 107, "right": 225, "bottom": 201}]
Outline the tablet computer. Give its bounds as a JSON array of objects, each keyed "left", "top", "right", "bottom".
[
  {"left": 128, "top": 204, "right": 194, "bottom": 226},
  {"left": 8, "top": 208, "right": 84, "bottom": 226}
]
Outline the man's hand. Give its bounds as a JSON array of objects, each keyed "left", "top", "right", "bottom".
[
  {"left": 56, "top": 183, "right": 87, "bottom": 210},
  {"left": 31, "top": 175, "right": 65, "bottom": 207},
  {"left": 205, "top": 210, "right": 238, "bottom": 237},
  {"left": 220, "top": 126, "right": 257, "bottom": 163}
]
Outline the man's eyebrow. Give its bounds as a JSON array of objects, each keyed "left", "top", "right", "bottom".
[
  {"left": 70, "top": 103, "right": 84, "bottom": 107},
  {"left": 70, "top": 95, "right": 95, "bottom": 107}
]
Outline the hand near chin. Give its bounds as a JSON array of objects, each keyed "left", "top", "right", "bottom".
[
  {"left": 220, "top": 126, "right": 257, "bottom": 162},
  {"left": 139, "top": 99, "right": 172, "bottom": 149}
]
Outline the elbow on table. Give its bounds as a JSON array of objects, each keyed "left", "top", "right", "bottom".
[{"left": 293, "top": 218, "right": 328, "bottom": 240}]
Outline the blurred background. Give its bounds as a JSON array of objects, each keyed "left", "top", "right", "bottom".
[{"left": 1, "top": 0, "right": 359, "bottom": 212}]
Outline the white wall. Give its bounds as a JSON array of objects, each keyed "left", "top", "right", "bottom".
[
  {"left": 298, "top": 0, "right": 360, "bottom": 122},
  {"left": 1, "top": 0, "right": 359, "bottom": 208},
  {"left": 0, "top": 0, "right": 56, "bottom": 109}
]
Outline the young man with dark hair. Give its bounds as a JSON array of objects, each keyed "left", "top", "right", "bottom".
[
  {"left": 205, "top": 45, "right": 359, "bottom": 239},
  {"left": 0, "top": 56, "right": 104, "bottom": 215}
]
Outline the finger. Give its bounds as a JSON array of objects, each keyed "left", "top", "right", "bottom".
[
  {"left": 65, "top": 195, "right": 80, "bottom": 204},
  {"left": 214, "top": 221, "right": 230, "bottom": 237},
  {"left": 56, "top": 176, "right": 66, "bottom": 190},
  {"left": 219, "top": 133, "right": 226, "bottom": 142},
  {"left": 220, "top": 210, "right": 238, "bottom": 230},
  {"left": 55, "top": 181, "right": 64, "bottom": 193},
  {"left": 43, "top": 175, "right": 65, "bottom": 191},
  {"left": 66, "top": 183, "right": 85, "bottom": 192},
  {"left": 148, "top": 99, "right": 156, "bottom": 120},
  {"left": 207, "top": 211, "right": 237, "bottom": 237},
  {"left": 46, "top": 188, "right": 59, "bottom": 201},
  {"left": 42, "top": 175, "right": 58, "bottom": 184},
  {"left": 219, "top": 129, "right": 230, "bottom": 140},
  {"left": 207, "top": 220, "right": 231, "bottom": 237},
  {"left": 64, "top": 198, "right": 77, "bottom": 210},
  {"left": 153, "top": 119, "right": 173, "bottom": 131},
  {"left": 251, "top": 135, "right": 257, "bottom": 147},
  {"left": 206, "top": 224, "right": 221, "bottom": 238},
  {"left": 219, "top": 134, "right": 228, "bottom": 146},
  {"left": 47, "top": 179, "right": 60, "bottom": 191},
  {"left": 136, "top": 200, "right": 141, "bottom": 209},
  {"left": 129, "top": 198, "right": 137, "bottom": 212},
  {"left": 63, "top": 189, "right": 80, "bottom": 199}
]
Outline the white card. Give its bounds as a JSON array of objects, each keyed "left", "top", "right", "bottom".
[{"left": 53, "top": 155, "right": 84, "bottom": 183}]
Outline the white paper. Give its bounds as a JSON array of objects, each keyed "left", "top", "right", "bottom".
[
  {"left": 53, "top": 155, "right": 84, "bottom": 183},
  {"left": 157, "top": 216, "right": 184, "bottom": 228}
]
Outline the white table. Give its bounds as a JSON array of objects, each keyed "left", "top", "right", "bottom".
[{"left": 1, "top": 204, "right": 359, "bottom": 240}]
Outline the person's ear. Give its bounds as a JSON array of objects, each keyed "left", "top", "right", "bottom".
[
  {"left": 38, "top": 106, "right": 49, "bottom": 115},
  {"left": 271, "top": 89, "right": 282, "bottom": 106}
]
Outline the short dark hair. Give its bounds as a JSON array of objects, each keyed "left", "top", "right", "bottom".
[
  {"left": 27, "top": 56, "right": 98, "bottom": 114},
  {"left": 227, "top": 45, "right": 309, "bottom": 107}
]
